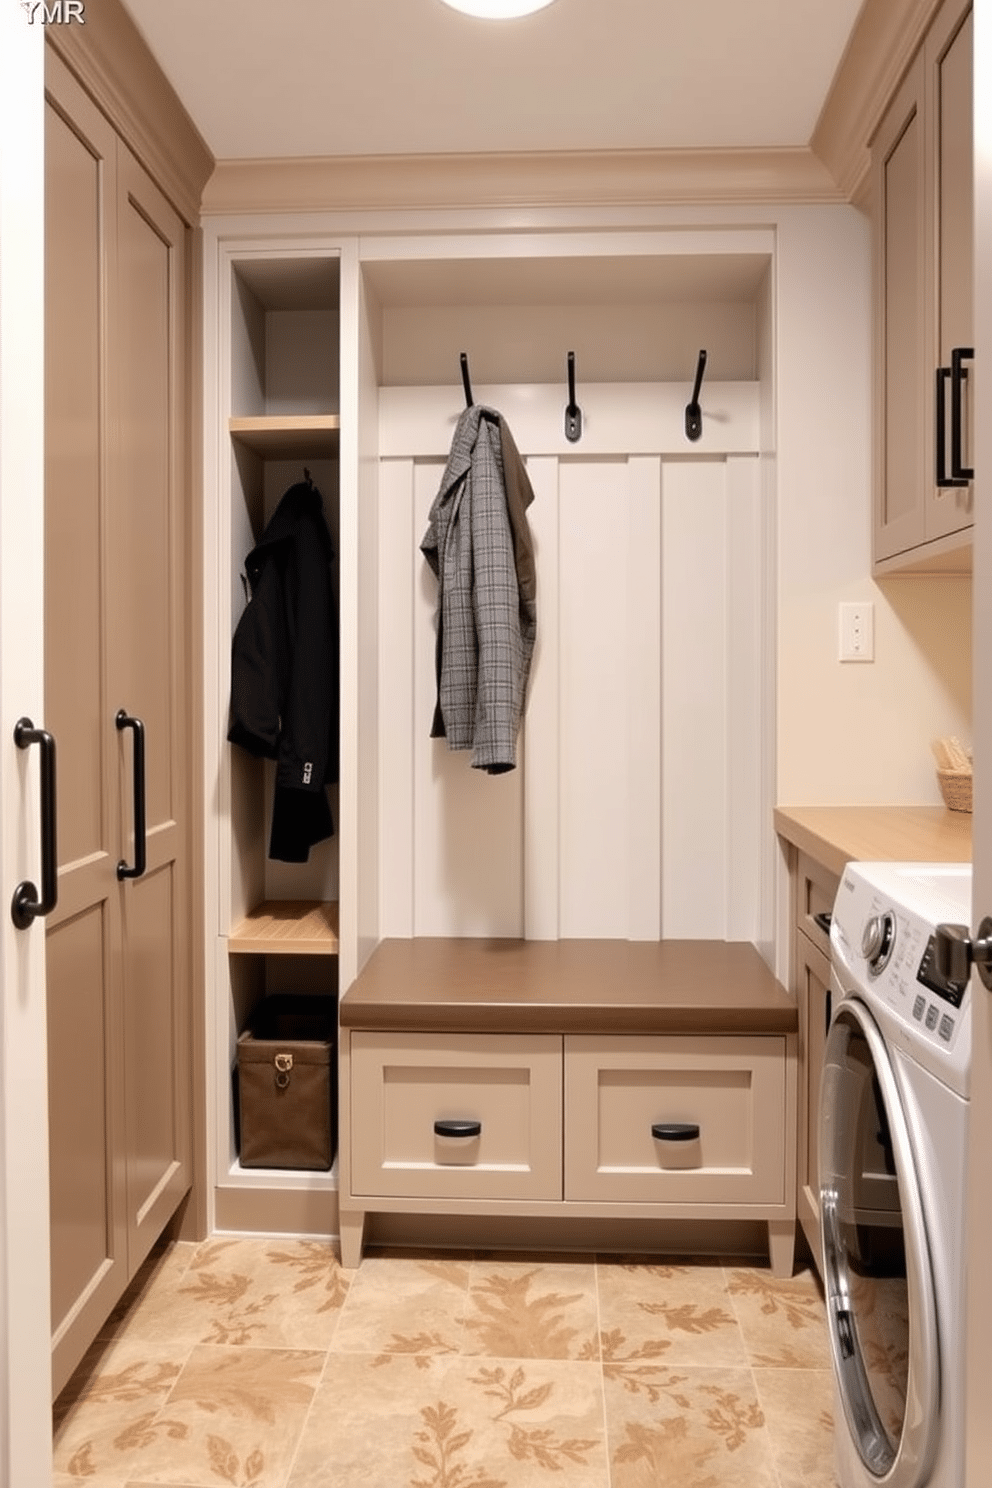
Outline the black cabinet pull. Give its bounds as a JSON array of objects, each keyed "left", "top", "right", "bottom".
[
  {"left": 434, "top": 1119, "right": 482, "bottom": 1139},
  {"left": 11, "top": 718, "right": 58, "bottom": 929},
  {"left": 951, "top": 346, "right": 974, "bottom": 481},
  {"left": 936, "top": 347, "right": 974, "bottom": 487},
  {"left": 652, "top": 1122, "right": 700, "bottom": 1142},
  {"left": 116, "top": 710, "right": 146, "bottom": 880}
]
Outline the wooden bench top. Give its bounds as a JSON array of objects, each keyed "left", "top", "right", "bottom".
[{"left": 341, "top": 938, "right": 796, "bottom": 1036}]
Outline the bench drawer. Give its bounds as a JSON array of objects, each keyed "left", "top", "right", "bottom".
[
  {"left": 350, "top": 1031, "right": 563, "bottom": 1200},
  {"left": 564, "top": 1034, "right": 786, "bottom": 1204}
]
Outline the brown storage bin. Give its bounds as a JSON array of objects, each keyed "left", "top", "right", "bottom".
[{"left": 236, "top": 995, "right": 336, "bottom": 1170}]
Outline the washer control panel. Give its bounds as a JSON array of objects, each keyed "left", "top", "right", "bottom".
[
  {"left": 831, "top": 861, "right": 972, "bottom": 1090},
  {"left": 860, "top": 906, "right": 967, "bottom": 1050}
]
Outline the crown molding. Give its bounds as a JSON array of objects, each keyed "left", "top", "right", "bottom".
[
  {"left": 812, "top": 0, "right": 944, "bottom": 201},
  {"left": 202, "top": 146, "right": 843, "bottom": 217},
  {"left": 45, "top": 0, "right": 213, "bottom": 226}
]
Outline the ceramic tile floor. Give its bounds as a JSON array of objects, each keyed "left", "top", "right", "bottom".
[{"left": 52, "top": 1238, "right": 840, "bottom": 1487}]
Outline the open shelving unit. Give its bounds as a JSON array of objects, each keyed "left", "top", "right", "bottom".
[{"left": 213, "top": 247, "right": 343, "bottom": 1234}]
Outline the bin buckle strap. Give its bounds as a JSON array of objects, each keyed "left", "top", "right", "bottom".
[{"left": 274, "top": 1051, "right": 293, "bottom": 1089}]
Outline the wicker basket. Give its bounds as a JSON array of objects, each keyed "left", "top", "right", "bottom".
[{"left": 937, "top": 767, "right": 973, "bottom": 813}]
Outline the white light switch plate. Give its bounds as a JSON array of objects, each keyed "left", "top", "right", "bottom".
[{"left": 839, "top": 602, "right": 874, "bottom": 662}]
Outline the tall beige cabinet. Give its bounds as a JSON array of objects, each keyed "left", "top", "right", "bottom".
[
  {"left": 872, "top": 0, "right": 973, "bottom": 571},
  {"left": 43, "top": 27, "right": 210, "bottom": 1397}
]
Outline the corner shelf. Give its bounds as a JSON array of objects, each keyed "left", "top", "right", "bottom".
[
  {"left": 229, "top": 414, "right": 340, "bottom": 459},
  {"left": 228, "top": 900, "right": 340, "bottom": 955}
]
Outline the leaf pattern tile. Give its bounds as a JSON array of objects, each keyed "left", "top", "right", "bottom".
[
  {"left": 330, "top": 1253, "right": 472, "bottom": 1358},
  {"left": 179, "top": 1238, "right": 350, "bottom": 1350},
  {"left": 53, "top": 1336, "right": 190, "bottom": 1485},
  {"left": 726, "top": 1266, "right": 833, "bottom": 1369},
  {"left": 603, "top": 1363, "right": 779, "bottom": 1488},
  {"left": 596, "top": 1257, "right": 748, "bottom": 1368},
  {"left": 753, "top": 1367, "right": 838, "bottom": 1488},
  {"left": 286, "top": 1352, "right": 610, "bottom": 1487},
  {"left": 98, "top": 1244, "right": 200, "bottom": 1346},
  {"left": 55, "top": 1241, "right": 842, "bottom": 1488},
  {"left": 462, "top": 1259, "right": 600, "bottom": 1360},
  {"left": 118, "top": 1344, "right": 323, "bottom": 1487}
]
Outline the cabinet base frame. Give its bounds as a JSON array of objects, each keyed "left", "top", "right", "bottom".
[{"left": 338, "top": 1202, "right": 795, "bottom": 1277}]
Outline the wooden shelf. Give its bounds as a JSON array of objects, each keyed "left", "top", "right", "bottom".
[
  {"left": 229, "top": 415, "right": 340, "bottom": 458},
  {"left": 228, "top": 900, "right": 340, "bottom": 955}
]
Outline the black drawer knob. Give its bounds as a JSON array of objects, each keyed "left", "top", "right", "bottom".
[
  {"left": 434, "top": 1119, "right": 482, "bottom": 1139},
  {"left": 651, "top": 1122, "right": 700, "bottom": 1142}
]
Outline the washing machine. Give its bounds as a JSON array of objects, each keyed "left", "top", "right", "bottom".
[{"left": 821, "top": 860, "right": 972, "bottom": 1488}]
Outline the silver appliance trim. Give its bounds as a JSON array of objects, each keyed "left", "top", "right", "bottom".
[{"left": 820, "top": 996, "right": 940, "bottom": 1488}]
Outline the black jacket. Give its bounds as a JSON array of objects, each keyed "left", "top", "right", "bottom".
[{"left": 228, "top": 481, "right": 339, "bottom": 863}]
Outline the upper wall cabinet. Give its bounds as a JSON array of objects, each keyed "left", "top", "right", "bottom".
[{"left": 872, "top": 0, "right": 973, "bottom": 574}]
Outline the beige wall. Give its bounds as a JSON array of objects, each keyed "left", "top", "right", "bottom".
[{"left": 775, "top": 205, "right": 972, "bottom": 805}]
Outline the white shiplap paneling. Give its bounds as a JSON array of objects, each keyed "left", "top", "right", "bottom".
[{"left": 378, "top": 384, "right": 763, "bottom": 941}]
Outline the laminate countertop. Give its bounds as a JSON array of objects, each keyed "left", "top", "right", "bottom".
[
  {"left": 341, "top": 938, "right": 796, "bottom": 1036},
  {"left": 774, "top": 805, "right": 972, "bottom": 880}
]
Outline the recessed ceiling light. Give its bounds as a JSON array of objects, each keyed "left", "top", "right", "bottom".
[{"left": 439, "top": 0, "right": 558, "bottom": 17}]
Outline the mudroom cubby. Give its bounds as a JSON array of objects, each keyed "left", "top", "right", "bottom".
[
  {"left": 357, "top": 231, "right": 775, "bottom": 945},
  {"left": 208, "top": 244, "right": 345, "bottom": 1233}
]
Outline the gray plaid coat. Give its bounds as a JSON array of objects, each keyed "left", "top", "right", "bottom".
[{"left": 421, "top": 406, "right": 537, "bottom": 773}]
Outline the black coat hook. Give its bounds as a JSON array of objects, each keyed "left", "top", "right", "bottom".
[
  {"left": 460, "top": 352, "right": 474, "bottom": 408},
  {"left": 685, "top": 349, "right": 707, "bottom": 442},
  {"left": 564, "top": 350, "right": 582, "bottom": 443}
]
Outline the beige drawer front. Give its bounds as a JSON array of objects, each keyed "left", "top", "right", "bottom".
[
  {"left": 350, "top": 1032, "right": 563, "bottom": 1201},
  {"left": 564, "top": 1035, "right": 786, "bottom": 1204}
]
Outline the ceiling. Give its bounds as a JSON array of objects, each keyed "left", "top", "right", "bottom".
[{"left": 117, "top": 0, "right": 867, "bottom": 163}]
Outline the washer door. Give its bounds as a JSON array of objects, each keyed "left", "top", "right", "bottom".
[{"left": 819, "top": 997, "right": 939, "bottom": 1487}]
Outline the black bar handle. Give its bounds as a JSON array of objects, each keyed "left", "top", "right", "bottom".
[
  {"left": 116, "top": 709, "right": 146, "bottom": 880},
  {"left": 652, "top": 1122, "right": 700, "bottom": 1142},
  {"left": 11, "top": 717, "right": 58, "bottom": 930},
  {"left": 685, "top": 349, "right": 707, "bottom": 441},
  {"left": 936, "top": 365, "right": 968, "bottom": 487},
  {"left": 951, "top": 346, "right": 974, "bottom": 481},
  {"left": 434, "top": 1119, "right": 482, "bottom": 1139},
  {"left": 564, "top": 349, "right": 583, "bottom": 443}
]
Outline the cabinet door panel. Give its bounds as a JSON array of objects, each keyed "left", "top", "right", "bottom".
[
  {"left": 873, "top": 56, "right": 926, "bottom": 560},
  {"left": 112, "top": 151, "right": 183, "bottom": 830},
  {"left": 123, "top": 861, "right": 189, "bottom": 1262},
  {"left": 112, "top": 147, "right": 192, "bottom": 1271},
  {"left": 872, "top": 0, "right": 974, "bottom": 569},
  {"left": 44, "top": 97, "right": 111, "bottom": 872},
  {"left": 928, "top": 1, "right": 973, "bottom": 541},
  {"left": 46, "top": 902, "right": 125, "bottom": 1395},
  {"left": 44, "top": 66, "right": 128, "bottom": 1400}
]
